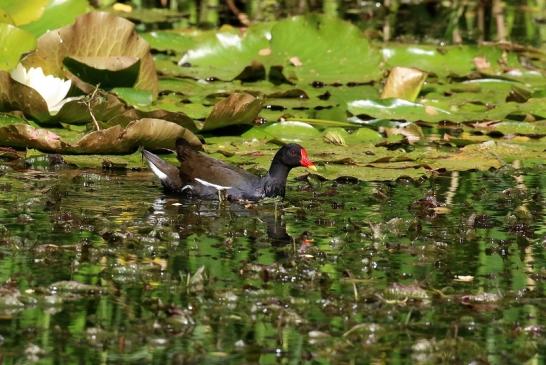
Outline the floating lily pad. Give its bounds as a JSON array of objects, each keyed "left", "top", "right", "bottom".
[
  {"left": 491, "top": 121, "right": 546, "bottom": 136},
  {"left": 269, "top": 15, "right": 382, "bottom": 84},
  {"left": 381, "top": 67, "right": 427, "bottom": 102},
  {"left": 112, "top": 87, "right": 153, "bottom": 107},
  {"left": 261, "top": 121, "right": 321, "bottom": 143},
  {"left": 69, "top": 118, "right": 200, "bottom": 154},
  {"left": 348, "top": 98, "right": 452, "bottom": 123},
  {"left": 54, "top": 91, "right": 196, "bottom": 130},
  {"left": 383, "top": 44, "right": 520, "bottom": 78},
  {"left": 177, "top": 24, "right": 271, "bottom": 81},
  {"left": 142, "top": 30, "right": 197, "bottom": 53},
  {"left": 0, "top": 123, "right": 63, "bottom": 151},
  {"left": 0, "top": 118, "right": 200, "bottom": 154},
  {"left": 201, "top": 92, "right": 264, "bottom": 131},
  {"left": 23, "top": 11, "right": 158, "bottom": 97}
]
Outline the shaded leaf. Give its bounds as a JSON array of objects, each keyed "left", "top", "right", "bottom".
[{"left": 63, "top": 56, "right": 140, "bottom": 89}]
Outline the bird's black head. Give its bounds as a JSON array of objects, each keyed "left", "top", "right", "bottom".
[{"left": 275, "top": 143, "right": 316, "bottom": 170}]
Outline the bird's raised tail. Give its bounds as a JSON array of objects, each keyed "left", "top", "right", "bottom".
[{"left": 142, "top": 150, "right": 183, "bottom": 192}]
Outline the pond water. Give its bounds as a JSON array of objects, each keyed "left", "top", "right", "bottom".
[{"left": 0, "top": 164, "right": 544, "bottom": 364}]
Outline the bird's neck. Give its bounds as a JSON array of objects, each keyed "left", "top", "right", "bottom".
[{"left": 264, "top": 158, "right": 292, "bottom": 197}]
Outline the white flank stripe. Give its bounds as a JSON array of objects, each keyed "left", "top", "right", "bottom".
[
  {"left": 181, "top": 185, "right": 193, "bottom": 192},
  {"left": 148, "top": 162, "right": 168, "bottom": 181},
  {"left": 194, "top": 178, "right": 231, "bottom": 191}
]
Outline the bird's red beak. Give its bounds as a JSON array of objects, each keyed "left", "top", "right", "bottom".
[{"left": 300, "top": 148, "right": 317, "bottom": 171}]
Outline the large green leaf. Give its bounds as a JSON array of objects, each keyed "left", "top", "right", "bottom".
[
  {"left": 23, "top": 11, "right": 158, "bottom": 97},
  {"left": 142, "top": 30, "right": 198, "bottom": 53},
  {"left": 268, "top": 15, "right": 382, "bottom": 84},
  {"left": 383, "top": 44, "right": 521, "bottom": 78},
  {"left": 348, "top": 98, "right": 452, "bottom": 123},
  {"left": 0, "top": 24, "right": 36, "bottom": 71},
  {"left": 20, "top": 0, "right": 89, "bottom": 37},
  {"left": 0, "top": 0, "right": 47, "bottom": 25},
  {"left": 176, "top": 24, "right": 271, "bottom": 81}
]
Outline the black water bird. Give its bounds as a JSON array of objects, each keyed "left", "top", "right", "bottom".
[{"left": 143, "top": 139, "right": 317, "bottom": 201}]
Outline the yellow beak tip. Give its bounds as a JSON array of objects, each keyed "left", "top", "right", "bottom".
[{"left": 307, "top": 165, "right": 318, "bottom": 172}]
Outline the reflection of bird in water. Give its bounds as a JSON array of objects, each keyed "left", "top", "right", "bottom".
[{"left": 147, "top": 196, "right": 294, "bottom": 244}]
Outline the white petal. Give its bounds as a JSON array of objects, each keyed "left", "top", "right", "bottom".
[
  {"left": 9, "top": 64, "right": 72, "bottom": 114},
  {"left": 9, "top": 63, "right": 29, "bottom": 85}
]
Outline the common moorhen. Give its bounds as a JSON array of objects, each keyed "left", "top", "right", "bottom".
[{"left": 143, "top": 139, "right": 317, "bottom": 201}]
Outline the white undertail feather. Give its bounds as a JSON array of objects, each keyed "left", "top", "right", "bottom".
[
  {"left": 147, "top": 161, "right": 168, "bottom": 181},
  {"left": 194, "top": 178, "right": 231, "bottom": 191}
]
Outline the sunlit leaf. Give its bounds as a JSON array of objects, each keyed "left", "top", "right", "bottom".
[
  {"left": 381, "top": 67, "right": 427, "bottom": 102},
  {"left": 70, "top": 118, "right": 200, "bottom": 153},
  {"left": 176, "top": 24, "right": 271, "bottom": 81},
  {"left": 0, "top": 123, "right": 63, "bottom": 151},
  {"left": 20, "top": 0, "right": 89, "bottom": 37},
  {"left": 112, "top": 87, "right": 153, "bottom": 107},
  {"left": 142, "top": 30, "right": 196, "bottom": 52},
  {"left": 383, "top": 44, "right": 520, "bottom": 77},
  {"left": 0, "top": 24, "right": 36, "bottom": 71},
  {"left": 349, "top": 98, "right": 451, "bottom": 123},
  {"left": 269, "top": 15, "right": 382, "bottom": 84},
  {"left": 0, "top": 0, "right": 47, "bottom": 25},
  {"left": 262, "top": 121, "right": 321, "bottom": 143},
  {"left": 201, "top": 92, "right": 264, "bottom": 131}
]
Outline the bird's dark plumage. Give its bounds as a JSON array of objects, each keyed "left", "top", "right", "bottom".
[{"left": 143, "top": 138, "right": 316, "bottom": 201}]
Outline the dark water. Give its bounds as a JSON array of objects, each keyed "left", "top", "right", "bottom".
[{"left": 0, "top": 164, "right": 544, "bottom": 364}]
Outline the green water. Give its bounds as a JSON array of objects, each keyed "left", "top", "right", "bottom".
[{"left": 0, "top": 165, "right": 544, "bottom": 364}]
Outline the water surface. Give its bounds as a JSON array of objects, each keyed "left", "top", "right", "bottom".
[{"left": 0, "top": 165, "right": 544, "bottom": 364}]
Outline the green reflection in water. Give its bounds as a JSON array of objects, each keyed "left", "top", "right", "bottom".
[{"left": 0, "top": 165, "right": 544, "bottom": 364}]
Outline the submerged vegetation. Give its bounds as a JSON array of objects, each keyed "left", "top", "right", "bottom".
[{"left": 0, "top": 0, "right": 545, "bottom": 363}]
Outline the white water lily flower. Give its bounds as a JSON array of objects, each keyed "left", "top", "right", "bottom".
[{"left": 10, "top": 63, "right": 72, "bottom": 114}]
